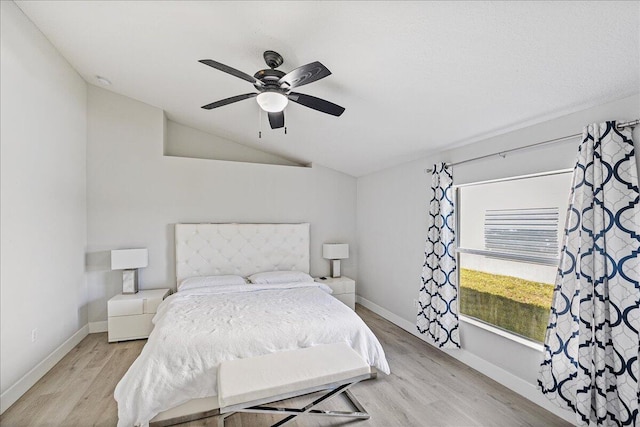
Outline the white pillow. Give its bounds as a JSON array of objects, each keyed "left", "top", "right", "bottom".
[
  {"left": 248, "top": 270, "right": 314, "bottom": 285},
  {"left": 179, "top": 275, "right": 246, "bottom": 290}
]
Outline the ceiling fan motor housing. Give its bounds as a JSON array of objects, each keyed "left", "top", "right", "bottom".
[
  {"left": 254, "top": 68, "right": 286, "bottom": 90},
  {"left": 263, "top": 50, "right": 284, "bottom": 69}
]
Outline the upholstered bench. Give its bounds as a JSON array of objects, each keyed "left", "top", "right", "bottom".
[{"left": 217, "top": 343, "right": 372, "bottom": 427}]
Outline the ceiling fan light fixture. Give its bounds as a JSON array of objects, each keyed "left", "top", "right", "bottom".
[{"left": 256, "top": 91, "right": 288, "bottom": 112}]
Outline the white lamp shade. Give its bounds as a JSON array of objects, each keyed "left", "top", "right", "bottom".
[
  {"left": 111, "top": 249, "right": 148, "bottom": 270},
  {"left": 323, "top": 243, "right": 349, "bottom": 260},
  {"left": 256, "top": 92, "right": 288, "bottom": 113}
]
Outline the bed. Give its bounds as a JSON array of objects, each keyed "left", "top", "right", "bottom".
[{"left": 114, "top": 223, "right": 390, "bottom": 427}]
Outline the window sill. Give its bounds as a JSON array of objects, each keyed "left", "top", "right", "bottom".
[{"left": 459, "top": 315, "right": 544, "bottom": 352}]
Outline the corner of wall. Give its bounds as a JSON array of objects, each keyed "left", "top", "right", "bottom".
[
  {"left": 0, "top": 326, "right": 89, "bottom": 414},
  {"left": 1, "top": 0, "right": 89, "bottom": 409}
]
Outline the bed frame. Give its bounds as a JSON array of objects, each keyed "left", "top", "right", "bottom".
[{"left": 150, "top": 223, "right": 310, "bottom": 426}]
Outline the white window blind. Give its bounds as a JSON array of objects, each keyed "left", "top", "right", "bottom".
[
  {"left": 484, "top": 207, "right": 559, "bottom": 263},
  {"left": 456, "top": 170, "right": 572, "bottom": 267}
]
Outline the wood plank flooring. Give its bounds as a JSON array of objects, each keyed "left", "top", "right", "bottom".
[{"left": 1, "top": 305, "right": 572, "bottom": 427}]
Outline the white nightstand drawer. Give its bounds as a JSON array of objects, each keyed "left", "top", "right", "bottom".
[
  {"left": 314, "top": 277, "right": 356, "bottom": 311},
  {"left": 108, "top": 299, "right": 143, "bottom": 317},
  {"left": 108, "top": 288, "right": 170, "bottom": 342},
  {"left": 326, "top": 280, "right": 354, "bottom": 294},
  {"left": 108, "top": 313, "right": 155, "bottom": 342},
  {"left": 144, "top": 297, "right": 163, "bottom": 313},
  {"left": 335, "top": 293, "right": 356, "bottom": 310}
]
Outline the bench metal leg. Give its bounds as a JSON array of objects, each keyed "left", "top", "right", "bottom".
[
  {"left": 219, "top": 381, "right": 369, "bottom": 427},
  {"left": 217, "top": 412, "right": 233, "bottom": 427}
]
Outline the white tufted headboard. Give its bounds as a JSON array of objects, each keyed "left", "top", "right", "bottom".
[{"left": 175, "top": 223, "right": 310, "bottom": 287}]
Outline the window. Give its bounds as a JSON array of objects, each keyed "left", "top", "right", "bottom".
[{"left": 456, "top": 170, "right": 573, "bottom": 343}]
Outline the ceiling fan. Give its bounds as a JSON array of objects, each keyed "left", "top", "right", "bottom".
[{"left": 199, "top": 50, "right": 345, "bottom": 130}]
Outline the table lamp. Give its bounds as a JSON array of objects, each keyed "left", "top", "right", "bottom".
[
  {"left": 111, "top": 248, "right": 148, "bottom": 294},
  {"left": 323, "top": 243, "right": 349, "bottom": 278}
]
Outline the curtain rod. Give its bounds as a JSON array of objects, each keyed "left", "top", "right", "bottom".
[{"left": 424, "top": 119, "right": 640, "bottom": 173}]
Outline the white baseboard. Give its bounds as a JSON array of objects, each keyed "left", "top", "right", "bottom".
[
  {"left": 356, "top": 295, "right": 575, "bottom": 425},
  {"left": 88, "top": 321, "right": 107, "bottom": 333},
  {"left": 0, "top": 324, "right": 89, "bottom": 414}
]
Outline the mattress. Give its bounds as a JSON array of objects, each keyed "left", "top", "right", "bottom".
[{"left": 114, "top": 282, "right": 390, "bottom": 427}]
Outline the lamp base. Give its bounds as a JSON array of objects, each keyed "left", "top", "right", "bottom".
[
  {"left": 122, "top": 269, "right": 139, "bottom": 294},
  {"left": 331, "top": 259, "right": 341, "bottom": 278}
]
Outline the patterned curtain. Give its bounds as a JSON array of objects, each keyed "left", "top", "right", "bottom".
[
  {"left": 417, "top": 163, "right": 460, "bottom": 349},
  {"left": 538, "top": 121, "right": 640, "bottom": 426}
]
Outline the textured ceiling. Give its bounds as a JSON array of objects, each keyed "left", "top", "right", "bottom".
[{"left": 16, "top": 1, "right": 640, "bottom": 177}]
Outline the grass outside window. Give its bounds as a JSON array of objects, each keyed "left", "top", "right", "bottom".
[{"left": 459, "top": 268, "right": 555, "bottom": 343}]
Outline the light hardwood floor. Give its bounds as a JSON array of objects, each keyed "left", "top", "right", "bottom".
[{"left": 1, "top": 305, "right": 571, "bottom": 427}]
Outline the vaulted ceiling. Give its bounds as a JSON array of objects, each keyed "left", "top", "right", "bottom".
[{"left": 16, "top": 1, "right": 639, "bottom": 176}]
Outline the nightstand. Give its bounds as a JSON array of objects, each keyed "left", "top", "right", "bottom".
[
  {"left": 315, "top": 276, "right": 355, "bottom": 310},
  {"left": 107, "top": 288, "right": 170, "bottom": 342}
]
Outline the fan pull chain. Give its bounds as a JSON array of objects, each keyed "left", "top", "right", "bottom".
[
  {"left": 285, "top": 127, "right": 287, "bottom": 135},
  {"left": 258, "top": 108, "right": 262, "bottom": 139}
]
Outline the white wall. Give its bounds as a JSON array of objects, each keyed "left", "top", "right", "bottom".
[
  {"left": 0, "top": 0, "right": 87, "bottom": 410},
  {"left": 356, "top": 94, "right": 639, "bottom": 422},
  {"left": 165, "top": 119, "right": 301, "bottom": 166},
  {"left": 86, "top": 86, "right": 357, "bottom": 323}
]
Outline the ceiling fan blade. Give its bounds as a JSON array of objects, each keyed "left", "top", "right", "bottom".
[
  {"left": 278, "top": 61, "right": 331, "bottom": 89},
  {"left": 199, "top": 59, "right": 259, "bottom": 85},
  {"left": 288, "top": 92, "right": 345, "bottom": 116},
  {"left": 201, "top": 93, "right": 257, "bottom": 110},
  {"left": 268, "top": 112, "right": 285, "bottom": 129}
]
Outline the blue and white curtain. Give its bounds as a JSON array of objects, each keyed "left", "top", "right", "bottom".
[
  {"left": 417, "top": 163, "right": 460, "bottom": 349},
  {"left": 538, "top": 121, "right": 640, "bottom": 426}
]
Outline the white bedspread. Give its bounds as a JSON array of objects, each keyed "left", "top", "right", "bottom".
[{"left": 114, "top": 282, "right": 390, "bottom": 427}]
